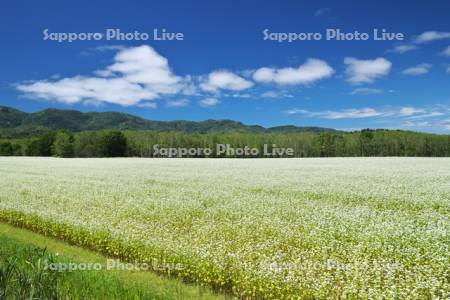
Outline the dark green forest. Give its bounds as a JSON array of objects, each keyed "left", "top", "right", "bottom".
[
  {"left": 0, "top": 106, "right": 449, "bottom": 157},
  {"left": 1, "top": 129, "right": 449, "bottom": 157}
]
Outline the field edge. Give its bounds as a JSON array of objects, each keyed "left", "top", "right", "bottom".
[{"left": 0, "top": 210, "right": 231, "bottom": 299}]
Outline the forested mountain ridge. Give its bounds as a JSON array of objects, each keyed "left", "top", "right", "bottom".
[
  {"left": 1, "top": 106, "right": 449, "bottom": 157},
  {"left": 0, "top": 106, "right": 338, "bottom": 137}
]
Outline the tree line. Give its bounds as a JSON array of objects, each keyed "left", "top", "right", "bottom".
[{"left": 0, "top": 129, "right": 449, "bottom": 157}]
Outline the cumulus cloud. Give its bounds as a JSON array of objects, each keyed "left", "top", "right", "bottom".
[
  {"left": 252, "top": 59, "right": 334, "bottom": 85},
  {"left": 199, "top": 97, "right": 220, "bottom": 107},
  {"left": 350, "top": 87, "right": 383, "bottom": 95},
  {"left": 18, "top": 77, "right": 158, "bottom": 106},
  {"left": 402, "top": 63, "right": 431, "bottom": 76},
  {"left": 166, "top": 98, "right": 189, "bottom": 108},
  {"left": 107, "top": 46, "right": 182, "bottom": 91},
  {"left": 344, "top": 57, "right": 392, "bottom": 84},
  {"left": 386, "top": 31, "right": 450, "bottom": 54},
  {"left": 414, "top": 31, "right": 450, "bottom": 44},
  {"left": 17, "top": 45, "right": 183, "bottom": 106},
  {"left": 252, "top": 68, "right": 274, "bottom": 83},
  {"left": 200, "top": 70, "right": 253, "bottom": 92},
  {"left": 386, "top": 44, "right": 417, "bottom": 54}
]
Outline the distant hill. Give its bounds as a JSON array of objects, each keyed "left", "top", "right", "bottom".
[{"left": 0, "top": 106, "right": 338, "bottom": 137}]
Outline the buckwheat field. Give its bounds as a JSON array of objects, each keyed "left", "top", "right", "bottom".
[{"left": 0, "top": 157, "right": 448, "bottom": 299}]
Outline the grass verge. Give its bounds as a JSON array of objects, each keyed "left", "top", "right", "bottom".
[{"left": 0, "top": 222, "right": 227, "bottom": 300}]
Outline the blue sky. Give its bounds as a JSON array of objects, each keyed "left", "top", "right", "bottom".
[{"left": 1, "top": 0, "right": 450, "bottom": 132}]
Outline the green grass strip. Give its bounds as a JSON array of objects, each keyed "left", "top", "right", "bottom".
[{"left": 0, "top": 214, "right": 227, "bottom": 300}]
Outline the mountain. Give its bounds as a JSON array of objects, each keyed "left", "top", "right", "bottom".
[
  {"left": 0, "top": 106, "right": 338, "bottom": 137},
  {"left": 0, "top": 106, "right": 28, "bottom": 128}
]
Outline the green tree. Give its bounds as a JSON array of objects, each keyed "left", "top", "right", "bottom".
[
  {"left": 319, "top": 132, "right": 336, "bottom": 157},
  {"left": 25, "top": 139, "right": 42, "bottom": 156},
  {"left": 360, "top": 129, "right": 374, "bottom": 156},
  {"left": 25, "top": 132, "right": 56, "bottom": 156},
  {"left": 99, "top": 130, "right": 127, "bottom": 157},
  {"left": 0, "top": 142, "right": 13, "bottom": 156},
  {"left": 74, "top": 131, "right": 100, "bottom": 157},
  {"left": 52, "top": 131, "right": 74, "bottom": 157},
  {"left": 11, "top": 144, "right": 22, "bottom": 156}
]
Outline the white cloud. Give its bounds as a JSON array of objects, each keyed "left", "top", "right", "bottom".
[
  {"left": 402, "top": 120, "right": 431, "bottom": 128},
  {"left": 285, "top": 106, "right": 447, "bottom": 120},
  {"left": 314, "top": 7, "right": 331, "bottom": 17},
  {"left": 402, "top": 63, "right": 431, "bottom": 76},
  {"left": 407, "top": 111, "right": 444, "bottom": 119},
  {"left": 286, "top": 107, "right": 384, "bottom": 119},
  {"left": 260, "top": 91, "right": 293, "bottom": 98},
  {"left": 442, "top": 46, "right": 450, "bottom": 56},
  {"left": 447, "top": 67, "right": 450, "bottom": 73},
  {"left": 414, "top": 31, "right": 450, "bottom": 44},
  {"left": 399, "top": 106, "right": 425, "bottom": 116},
  {"left": 386, "top": 44, "right": 417, "bottom": 54},
  {"left": 344, "top": 57, "right": 392, "bottom": 84},
  {"left": 253, "top": 68, "right": 275, "bottom": 83},
  {"left": 137, "top": 102, "right": 157, "bottom": 109},
  {"left": 252, "top": 59, "right": 334, "bottom": 85},
  {"left": 199, "top": 97, "right": 220, "bottom": 107},
  {"left": 200, "top": 70, "right": 253, "bottom": 92},
  {"left": 229, "top": 93, "right": 251, "bottom": 98},
  {"left": 107, "top": 46, "right": 182, "bottom": 92},
  {"left": 285, "top": 108, "right": 309, "bottom": 115},
  {"left": 403, "top": 119, "right": 450, "bottom": 131},
  {"left": 18, "top": 77, "right": 157, "bottom": 106},
  {"left": 261, "top": 91, "right": 280, "bottom": 98},
  {"left": 350, "top": 87, "right": 383, "bottom": 95},
  {"left": 441, "top": 120, "right": 450, "bottom": 130},
  {"left": 314, "top": 108, "right": 384, "bottom": 119},
  {"left": 166, "top": 98, "right": 189, "bottom": 108},
  {"left": 179, "top": 78, "right": 198, "bottom": 96},
  {"left": 17, "top": 45, "right": 183, "bottom": 106},
  {"left": 93, "top": 69, "right": 114, "bottom": 77}
]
